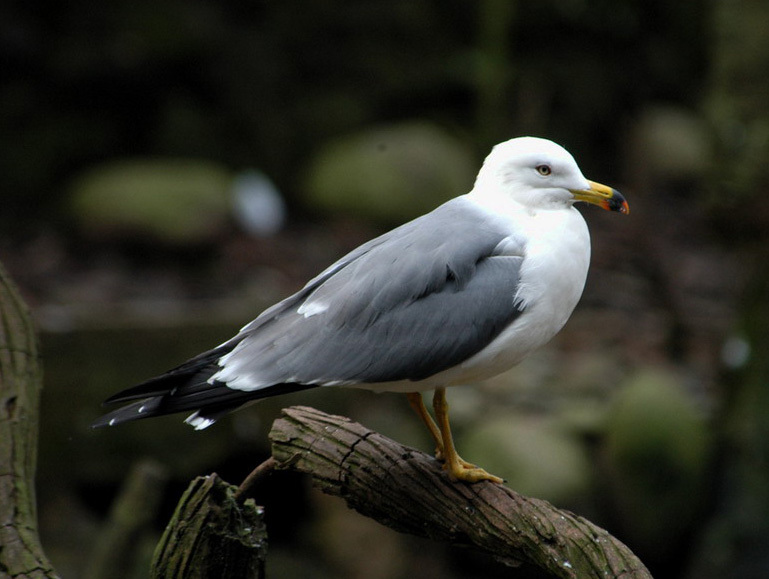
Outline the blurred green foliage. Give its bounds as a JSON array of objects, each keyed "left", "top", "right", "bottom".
[
  {"left": 462, "top": 413, "right": 592, "bottom": 504},
  {"left": 303, "top": 121, "right": 475, "bottom": 224},
  {"left": 0, "top": 0, "right": 709, "bottom": 233},
  {"left": 70, "top": 159, "right": 232, "bottom": 242},
  {"left": 705, "top": 0, "right": 769, "bottom": 209},
  {"left": 5, "top": 1, "right": 752, "bottom": 577},
  {"left": 604, "top": 370, "right": 710, "bottom": 559}
]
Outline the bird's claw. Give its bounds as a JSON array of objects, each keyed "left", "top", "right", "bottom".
[
  {"left": 435, "top": 447, "right": 503, "bottom": 483},
  {"left": 444, "top": 461, "right": 504, "bottom": 484},
  {"left": 435, "top": 447, "right": 477, "bottom": 470}
]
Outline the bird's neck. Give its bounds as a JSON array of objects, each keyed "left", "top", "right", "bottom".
[{"left": 465, "top": 186, "right": 574, "bottom": 220}]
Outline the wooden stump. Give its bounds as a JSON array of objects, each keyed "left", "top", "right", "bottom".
[{"left": 150, "top": 474, "right": 267, "bottom": 579}]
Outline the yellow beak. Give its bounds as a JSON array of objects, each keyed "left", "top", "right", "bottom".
[{"left": 570, "top": 180, "right": 629, "bottom": 214}]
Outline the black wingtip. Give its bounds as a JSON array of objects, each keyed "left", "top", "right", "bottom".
[
  {"left": 91, "top": 399, "right": 157, "bottom": 428},
  {"left": 101, "top": 374, "right": 191, "bottom": 405},
  {"left": 101, "top": 341, "right": 240, "bottom": 407}
]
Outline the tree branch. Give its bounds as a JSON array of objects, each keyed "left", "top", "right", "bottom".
[
  {"left": 0, "top": 262, "right": 60, "bottom": 578},
  {"left": 269, "top": 405, "right": 651, "bottom": 579}
]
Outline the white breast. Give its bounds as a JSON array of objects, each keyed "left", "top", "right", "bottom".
[
  {"left": 419, "top": 206, "right": 591, "bottom": 389},
  {"left": 351, "top": 203, "right": 592, "bottom": 394}
]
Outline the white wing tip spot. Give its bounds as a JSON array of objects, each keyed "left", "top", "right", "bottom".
[
  {"left": 184, "top": 412, "right": 217, "bottom": 430},
  {"left": 297, "top": 301, "right": 328, "bottom": 318}
]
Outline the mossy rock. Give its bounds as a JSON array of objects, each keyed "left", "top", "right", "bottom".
[
  {"left": 461, "top": 414, "right": 592, "bottom": 504},
  {"left": 302, "top": 122, "right": 476, "bottom": 224},
  {"left": 603, "top": 369, "right": 711, "bottom": 555},
  {"left": 632, "top": 106, "right": 711, "bottom": 180},
  {"left": 70, "top": 159, "right": 232, "bottom": 244}
]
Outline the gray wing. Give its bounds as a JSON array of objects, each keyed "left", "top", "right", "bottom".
[{"left": 216, "top": 196, "right": 527, "bottom": 389}]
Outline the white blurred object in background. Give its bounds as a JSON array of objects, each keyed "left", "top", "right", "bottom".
[{"left": 231, "top": 170, "right": 287, "bottom": 237}]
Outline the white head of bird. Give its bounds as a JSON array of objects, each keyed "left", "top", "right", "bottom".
[{"left": 471, "top": 136, "right": 628, "bottom": 215}]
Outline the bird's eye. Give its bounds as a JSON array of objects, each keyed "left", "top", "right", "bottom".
[{"left": 536, "top": 164, "right": 552, "bottom": 176}]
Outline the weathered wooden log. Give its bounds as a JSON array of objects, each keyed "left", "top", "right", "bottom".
[
  {"left": 0, "top": 262, "right": 60, "bottom": 579},
  {"left": 269, "top": 405, "right": 651, "bottom": 579},
  {"left": 150, "top": 473, "right": 267, "bottom": 579}
]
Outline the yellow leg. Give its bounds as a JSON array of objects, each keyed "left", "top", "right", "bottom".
[
  {"left": 432, "top": 388, "right": 504, "bottom": 484},
  {"left": 406, "top": 392, "right": 470, "bottom": 464},
  {"left": 406, "top": 392, "right": 444, "bottom": 456}
]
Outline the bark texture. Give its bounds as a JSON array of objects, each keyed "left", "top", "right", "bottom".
[
  {"left": 150, "top": 473, "right": 267, "bottom": 579},
  {"left": 0, "top": 263, "right": 59, "bottom": 579},
  {"left": 270, "top": 405, "right": 651, "bottom": 579}
]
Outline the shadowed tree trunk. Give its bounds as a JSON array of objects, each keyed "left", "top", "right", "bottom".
[
  {"left": 686, "top": 0, "right": 769, "bottom": 577},
  {"left": 85, "top": 459, "right": 170, "bottom": 579},
  {"left": 0, "top": 263, "right": 59, "bottom": 579},
  {"left": 475, "top": 0, "right": 517, "bottom": 149}
]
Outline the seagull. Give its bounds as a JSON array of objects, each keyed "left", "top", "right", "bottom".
[{"left": 93, "top": 136, "right": 628, "bottom": 484}]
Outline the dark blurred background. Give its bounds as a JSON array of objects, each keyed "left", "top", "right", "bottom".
[{"left": 2, "top": 0, "right": 768, "bottom": 577}]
